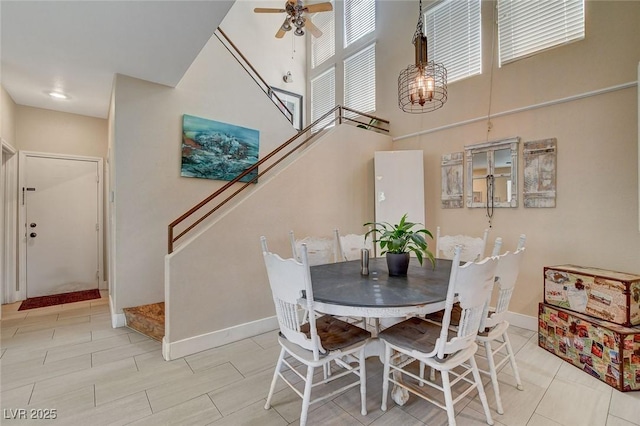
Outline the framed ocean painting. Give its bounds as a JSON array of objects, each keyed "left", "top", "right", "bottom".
[{"left": 181, "top": 114, "right": 260, "bottom": 183}]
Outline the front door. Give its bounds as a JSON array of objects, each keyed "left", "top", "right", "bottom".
[{"left": 24, "top": 154, "right": 100, "bottom": 298}]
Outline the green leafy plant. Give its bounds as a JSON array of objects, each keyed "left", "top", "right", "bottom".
[
  {"left": 364, "top": 213, "right": 435, "bottom": 267},
  {"left": 356, "top": 118, "right": 378, "bottom": 130}
]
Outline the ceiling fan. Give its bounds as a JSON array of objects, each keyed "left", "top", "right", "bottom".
[{"left": 254, "top": 0, "right": 333, "bottom": 39}]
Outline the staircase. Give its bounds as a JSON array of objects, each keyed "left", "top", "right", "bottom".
[{"left": 123, "top": 302, "right": 165, "bottom": 341}]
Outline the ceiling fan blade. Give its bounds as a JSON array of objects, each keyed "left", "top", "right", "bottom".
[
  {"left": 304, "top": 2, "right": 333, "bottom": 13},
  {"left": 305, "top": 18, "right": 323, "bottom": 38},
  {"left": 276, "top": 17, "right": 290, "bottom": 38},
  {"left": 254, "top": 8, "right": 286, "bottom": 13}
]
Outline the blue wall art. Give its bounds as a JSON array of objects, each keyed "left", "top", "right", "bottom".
[{"left": 181, "top": 114, "right": 260, "bottom": 183}]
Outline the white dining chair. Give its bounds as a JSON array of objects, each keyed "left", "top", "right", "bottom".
[
  {"left": 333, "top": 228, "right": 374, "bottom": 261},
  {"left": 475, "top": 238, "right": 526, "bottom": 414},
  {"left": 289, "top": 230, "right": 336, "bottom": 265},
  {"left": 378, "top": 245, "right": 498, "bottom": 426},
  {"left": 436, "top": 226, "right": 489, "bottom": 263},
  {"left": 261, "top": 237, "right": 371, "bottom": 426},
  {"left": 424, "top": 235, "right": 527, "bottom": 416}
]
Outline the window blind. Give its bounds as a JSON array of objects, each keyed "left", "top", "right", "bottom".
[
  {"left": 344, "top": 0, "right": 375, "bottom": 48},
  {"left": 498, "top": 0, "right": 585, "bottom": 66},
  {"left": 344, "top": 43, "right": 376, "bottom": 117},
  {"left": 311, "top": 7, "right": 335, "bottom": 68},
  {"left": 425, "top": 0, "right": 481, "bottom": 83},
  {"left": 311, "top": 67, "right": 336, "bottom": 131}
]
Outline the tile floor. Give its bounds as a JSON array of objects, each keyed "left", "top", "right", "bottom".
[{"left": 1, "top": 293, "right": 639, "bottom": 425}]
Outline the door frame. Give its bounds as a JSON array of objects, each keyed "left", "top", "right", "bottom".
[
  {"left": 2, "top": 139, "right": 18, "bottom": 307},
  {"left": 18, "top": 151, "right": 104, "bottom": 301}
]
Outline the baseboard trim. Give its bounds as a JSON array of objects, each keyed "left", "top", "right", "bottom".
[
  {"left": 109, "top": 295, "right": 126, "bottom": 328},
  {"left": 160, "top": 311, "right": 537, "bottom": 361},
  {"left": 505, "top": 311, "right": 537, "bottom": 331},
  {"left": 162, "top": 315, "right": 279, "bottom": 361}
]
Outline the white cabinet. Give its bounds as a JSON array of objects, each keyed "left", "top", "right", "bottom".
[{"left": 373, "top": 150, "right": 425, "bottom": 241}]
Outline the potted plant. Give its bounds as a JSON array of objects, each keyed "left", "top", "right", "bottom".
[{"left": 364, "top": 213, "right": 435, "bottom": 276}]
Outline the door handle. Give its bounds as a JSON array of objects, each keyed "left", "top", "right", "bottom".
[{"left": 30, "top": 232, "right": 37, "bottom": 238}]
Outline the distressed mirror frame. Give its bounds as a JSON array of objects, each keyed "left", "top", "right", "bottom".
[{"left": 465, "top": 137, "right": 520, "bottom": 208}]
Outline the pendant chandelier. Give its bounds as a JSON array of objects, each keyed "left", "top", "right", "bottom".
[{"left": 398, "top": 0, "right": 447, "bottom": 113}]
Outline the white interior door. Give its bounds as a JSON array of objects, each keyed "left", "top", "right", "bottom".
[{"left": 24, "top": 155, "right": 100, "bottom": 298}]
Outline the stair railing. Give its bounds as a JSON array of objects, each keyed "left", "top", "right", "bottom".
[
  {"left": 215, "top": 27, "right": 295, "bottom": 126},
  {"left": 168, "top": 106, "right": 389, "bottom": 253}
]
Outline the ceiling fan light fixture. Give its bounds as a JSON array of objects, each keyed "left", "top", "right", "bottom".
[
  {"left": 398, "top": 0, "right": 447, "bottom": 113},
  {"left": 294, "top": 27, "right": 305, "bottom": 36}
]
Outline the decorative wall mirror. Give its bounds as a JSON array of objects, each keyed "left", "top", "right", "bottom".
[{"left": 465, "top": 137, "right": 519, "bottom": 208}]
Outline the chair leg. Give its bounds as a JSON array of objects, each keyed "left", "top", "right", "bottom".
[
  {"left": 440, "top": 370, "right": 457, "bottom": 426},
  {"left": 300, "top": 365, "right": 315, "bottom": 426},
  {"left": 419, "top": 362, "right": 425, "bottom": 386},
  {"left": 359, "top": 348, "right": 368, "bottom": 416},
  {"left": 381, "top": 343, "right": 391, "bottom": 411},
  {"left": 469, "top": 355, "right": 494, "bottom": 426},
  {"left": 484, "top": 340, "right": 504, "bottom": 415},
  {"left": 503, "top": 332, "right": 524, "bottom": 391},
  {"left": 265, "top": 347, "right": 285, "bottom": 409}
]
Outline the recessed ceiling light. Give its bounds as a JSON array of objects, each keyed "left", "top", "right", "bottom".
[{"left": 48, "top": 91, "right": 68, "bottom": 100}]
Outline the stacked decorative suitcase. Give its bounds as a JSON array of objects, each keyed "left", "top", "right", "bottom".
[{"left": 538, "top": 264, "right": 640, "bottom": 391}]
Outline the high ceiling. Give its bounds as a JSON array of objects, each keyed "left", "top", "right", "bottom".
[{"left": 1, "top": 1, "right": 235, "bottom": 119}]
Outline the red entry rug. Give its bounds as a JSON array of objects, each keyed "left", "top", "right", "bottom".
[{"left": 18, "top": 289, "right": 101, "bottom": 311}]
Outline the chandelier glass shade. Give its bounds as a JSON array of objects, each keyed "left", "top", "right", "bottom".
[{"left": 398, "top": 0, "right": 447, "bottom": 113}]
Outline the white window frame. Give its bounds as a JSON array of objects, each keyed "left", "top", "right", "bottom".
[
  {"left": 498, "top": 0, "right": 585, "bottom": 67},
  {"left": 425, "top": 0, "right": 482, "bottom": 84},
  {"left": 311, "top": 67, "right": 336, "bottom": 131},
  {"left": 344, "top": 43, "right": 376, "bottom": 117}
]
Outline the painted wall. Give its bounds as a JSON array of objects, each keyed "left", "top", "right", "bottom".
[
  {"left": 166, "top": 124, "right": 392, "bottom": 346},
  {"left": 222, "top": 0, "right": 306, "bottom": 103},
  {"left": 1, "top": 86, "right": 17, "bottom": 145},
  {"left": 111, "top": 32, "right": 300, "bottom": 312},
  {"left": 375, "top": 1, "right": 640, "bottom": 318},
  {"left": 14, "top": 106, "right": 107, "bottom": 157}
]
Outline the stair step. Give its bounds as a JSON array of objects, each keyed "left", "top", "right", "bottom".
[{"left": 123, "top": 302, "right": 164, "bottom": 342}]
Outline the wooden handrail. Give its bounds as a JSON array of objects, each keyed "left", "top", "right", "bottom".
[
  {"left": 168, "top": 106, "right": 389, "bottom": 253},
  {"left": 215, "top": 27, "right": 294, "bottom": 125}
]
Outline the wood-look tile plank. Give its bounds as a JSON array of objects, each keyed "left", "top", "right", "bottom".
[
  {"left": 369, "top": 406, "right": 426, "bottom": 426},
  {"left": 0, "top": 383, "right": 35, "bottom": 409},
  {"left": 525, "top": 413, "right": 563, "bottom": 426},
  {"left": 184, "top": 338, "right": 263, "bottom": 372},
  {"left": 605, "top": 414, "right": 639, "bottom": 426},
  {"left": 128, "top": 394, "right": 222, "bottom": 426},
  {"left": 209, "top": 399, "right": 287, "bottom": 426},
  {"left": 24, "top": 385, "right": 96, "bottom": 423},
  {"left": 44, "top": 334, "right": 132, "bottom": 363},
  {"left": 30, "top": 357, "right": 137, "bottom": 404},
  {"left": 146, "top": 362, "right": 243, "bottom": 413},
  {"left": 609, "top": 390, "right": 640, "bottom": 425},
  {"left": 95, "top": 357, "right": 193, "bottom": 406},
  {"left": 15, "top": 315, "right": 91, "bottom": 335},
  {"left": 251, "top": 329, "right": 280, "bottom": 349},
  {"left": 91, "top": 339, "right": 160, "bottom": 366},
  {"left": 1, "top": 354, "right": 92, "bottom": 391},
  {"left": 62, "top": 390, "right": 152, "bottom": 426},
  {"left": 208, "top": 367, "right": 287, "bottom": 416},
  {"left": 534, "top": 377, "right": 611, "bottom": 426},
  {"left": 466, "top": 370, "right": 547, "bottom": 425},
  {"left": 296, "top": 400, "right": 362, "bottom": 425},
  {"left": 228, "top": 344, "right": 282, "bottom": 377}
]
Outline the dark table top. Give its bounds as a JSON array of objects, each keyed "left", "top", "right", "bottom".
[{"left": 309, "top": 257, "right": 453, "bottom": 309}]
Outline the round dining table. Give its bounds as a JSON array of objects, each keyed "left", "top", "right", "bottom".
[
  {"left": 309, "top": 257, "right": 453, "bottom": 318},
  {"left": 308, "top": 256, "right": 455, "bottom": 407}
]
